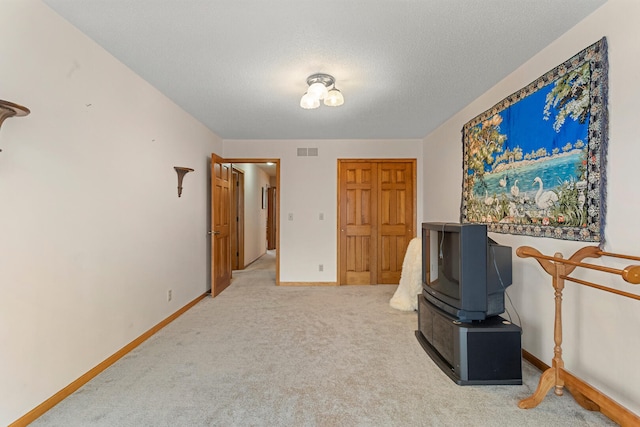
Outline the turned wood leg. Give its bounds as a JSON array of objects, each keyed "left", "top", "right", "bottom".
[
  {"left": 519, "top": 367, "right": 556, "bottom": 409},
  {"left": 554, "top": 384, "right": 564, "bottom": 396},
  {"left": 552, "top": 258, "right": 566, "bottom": 397}
]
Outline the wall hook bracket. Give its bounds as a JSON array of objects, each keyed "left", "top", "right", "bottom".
[
  {"left": 0, "top": 100, "right": 30, "bottom": 153},
  {"left": 174, "top": 166, "right": 194, "bottom": 197}
]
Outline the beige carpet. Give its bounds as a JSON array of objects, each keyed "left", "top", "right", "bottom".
[
  {"left": 236, "top": 249, "right": 277, "bottom": 273},
  {"left": 32, "top": 251, "right": 614, "bottom": 426}
]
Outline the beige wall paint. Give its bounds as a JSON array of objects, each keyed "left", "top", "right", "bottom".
[
  {"left": 423, "top": 0, "right": 640, "bottom": 415},
  {"left": 0, "top": 1, "right": 221, "bottom": 424},
  {"left": 223, "top": 139, "right": 423, "bottom": 283}
]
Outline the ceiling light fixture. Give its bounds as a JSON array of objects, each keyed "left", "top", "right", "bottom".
[{"left": 300, "top": 73, "right": 344, "bottom": 109}]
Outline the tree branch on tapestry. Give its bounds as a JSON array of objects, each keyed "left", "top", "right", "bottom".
[{"left": 543, "top": 62, "right": 591, "bottom": 132}]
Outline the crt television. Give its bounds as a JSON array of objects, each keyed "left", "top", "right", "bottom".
[{"left": 421, "top": 222, "right": 512, "bottom": 322}]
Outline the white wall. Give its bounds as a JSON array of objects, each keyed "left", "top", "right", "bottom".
[
  {"left": 0, "top": 1, "right": 221, "bottom": 424},
  {"left": 233, "top": 163, "right": 270, "bottom": 265},
  {"left": 423, "top": 0, "right": 640, "bottom": 415},
  {"left": 224, "top": 139, "right": 423, "bottom": 282}
]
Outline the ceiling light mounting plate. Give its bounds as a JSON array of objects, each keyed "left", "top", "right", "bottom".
[{"left": 306, "top": 73, "right": 335, "bottom": 89}]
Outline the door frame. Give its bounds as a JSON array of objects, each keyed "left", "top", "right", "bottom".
[
  {"left": 224, "top": 158, "right": 281, "bottom": 285},
  {"left": 336, "top": 158, "right": 417, "bottom": 285}
]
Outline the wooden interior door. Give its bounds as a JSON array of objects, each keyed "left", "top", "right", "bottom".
[
  {"left": 339, "top": 161, "right": 377, "bottom": 285},
  {"left": 378, "top": 162, "right": 414, "bottom": 283},
  {"left": 231, "top": 168, "right": 245, "bottom": 270},
  {"left": 338, "top": 159, "right": 415, "bottom": 285},
  {"left": 267, "top": 187, "right": 277, "bottom": 250},
  {"left": 211, "top": 154, "right": 232, "bottom": 296}
]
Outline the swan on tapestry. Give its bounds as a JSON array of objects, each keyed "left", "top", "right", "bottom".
[
  {"left": 484, "top": 190, "right": 495, "bottom": 206},
  {"left": 510, "top": 179, "right": 519, "bottom": 197},
  {"left": 533, "top": 177, "right": 558, "bottom": 212}
]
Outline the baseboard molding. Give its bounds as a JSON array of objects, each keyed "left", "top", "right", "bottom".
[
  {"left": 522, "top": 349, "right": 550, "bottom": 371},
  {"left": 10, "top": 292, "right": 208, "bottom": 427},
  {"left": 278, "top": 281, "right": 338, "bottom": 286},
  {"left": 522, "top": 349, "right": 640, "bottom": 426}
]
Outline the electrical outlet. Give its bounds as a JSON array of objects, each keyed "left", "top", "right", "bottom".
[
  {"left": 288, "top": 213, "right": 294, "bottom": 221},
  {"left": 319, "top": 212, "right": 324, "bottom": 220},
  {"left": 319, "top": 264, "right": 323, "bottom": 272},
  {"left": 167, "top": 289, "right": 172, "bottom": 302}
]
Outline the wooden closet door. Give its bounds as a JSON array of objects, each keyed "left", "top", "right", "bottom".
[
  {"left": 338, "top": 159, "right": 415, "bottom": 285},
  {"left": 377, "top": 162, "right": 414, "bottom": 284},
  {"left": 339, "top": 162, "right": 377, "bottom": 285}
]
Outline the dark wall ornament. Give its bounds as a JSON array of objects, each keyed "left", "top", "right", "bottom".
[
  {"left": 0, "top": 100, "right": 30, "bottom": 152},
  {"left": 461, "top": 37, "right": 608, "bottom": 244},
  {"left": 174, "top": 167, "right": 194, "bottom": 197}
]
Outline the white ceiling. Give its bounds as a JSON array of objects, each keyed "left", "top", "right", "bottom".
[{"left": 42, "top": 0, "right": 607, "bottom": 140}]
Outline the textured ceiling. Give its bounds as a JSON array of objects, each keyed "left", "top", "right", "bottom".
[{"left": 42, "top": 0, "right": 607, "bottom": 140}]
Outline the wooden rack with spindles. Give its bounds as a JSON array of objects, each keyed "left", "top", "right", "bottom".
[{"left": 517, "top": 245, "right": 640, "bottom": 426}]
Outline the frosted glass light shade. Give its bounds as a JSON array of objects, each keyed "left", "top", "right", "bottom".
[
  {"left": 299, "top": 73, "right": 344, "bottom": 109},
  {"left": 300, "top": 93, "right": 320, "bottom": 109},
  {"left": 324, "top": 88, "right": 344, "bottom": 107},
  {"left": 307, "top": 82, "right": 328, "bottom": 100}
]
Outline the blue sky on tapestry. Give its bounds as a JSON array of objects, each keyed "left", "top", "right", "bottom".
[{"left": 470, "top": 82, "right": 589, "bottom": 202}]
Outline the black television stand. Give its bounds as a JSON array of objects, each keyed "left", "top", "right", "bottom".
[{"left": 416, "top": 294, "right": 522, "bottom": 385}]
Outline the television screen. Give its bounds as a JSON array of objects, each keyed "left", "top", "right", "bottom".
[{"left": 428, "top": 229, "right": 460, "bottom": 300}]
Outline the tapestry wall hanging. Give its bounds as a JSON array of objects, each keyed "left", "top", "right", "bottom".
[{"left": 461, "top": 37, "right": 608, "bottom": 243}]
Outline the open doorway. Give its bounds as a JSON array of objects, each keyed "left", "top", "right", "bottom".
[{"left": 227, "top": 159, "right": 279, "bottom": 283}]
